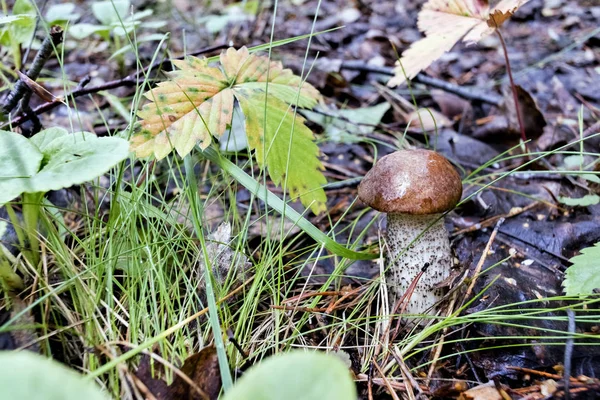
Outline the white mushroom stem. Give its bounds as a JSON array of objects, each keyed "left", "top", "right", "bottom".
[{"left": 385, "top": 213, "right": 452, "bottom": 315}]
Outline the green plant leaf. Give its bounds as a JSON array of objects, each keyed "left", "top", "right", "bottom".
[
  {"left": 45, "top": 3, "right": 80, "bottom": 24},
  {"left": 222, "top": 351, "right": 356, "bottom": 400},
  {"left": 13, "top": 0, "right": 35, "bottom": 15},
  {"left": 9, "top": 0, "right": 36, "bottom": 43},
  {"left": 92, "top": 0, "right": 130, "bottom": 26},
  {"left": 0, "top": 128, "right": 130, "bottom": 205},
  {"left": 558, "top": 194, "right": 600, "bottom": 207},
  {"left": 108, "top": 33, "right": 167, "bottom": 60},
  {"left": 0, "top": 130, "right": 44, "bottom": 203},
  {"left": 0, "top": 351, "right": 109, "bottom": 400},
  {"left": 200, "top": 146, "right": 377, "bottom": 260},
  {"left": 0, "top": 15, "right": 25, "bottom": 25},
  {"left": 303, "top": 102, "right": 390, "bottom": 143},
  {"left": 69, "top": 23, "right": 109, "bottom": 40},
  {"left": 563, "top": 242, "right": 600, "bottom": 295},
  {"left": 237, "top": 91, "right": 326, "bottom": 214},
  {"left": 133, "top": 46, "right": 326, "bottom": 213}
]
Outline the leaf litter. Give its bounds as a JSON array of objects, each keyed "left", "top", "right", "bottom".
[{"left": 2, "top": 0, "right": 600, "bottom": 398}]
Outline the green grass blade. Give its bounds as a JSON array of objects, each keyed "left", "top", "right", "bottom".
[
  {"left": 199, "top": 146, "right": 378, "bottom": 261},
  {"left": 183, "top": 155, "right": 234, "bottom": 391}
]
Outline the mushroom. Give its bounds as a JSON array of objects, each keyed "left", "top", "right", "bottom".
[{"left": 358, "top": 149, "right": 462, "bottom": 315}]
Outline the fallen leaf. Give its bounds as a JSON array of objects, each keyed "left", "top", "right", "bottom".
[
  {"left": 388, "top": 0, "right": 529, "bottom": 87},
  {"left": 458, "top": 381, "right": 503, "bottom": 400},
  {"left": 539, "top": 379, "right": 558, "bottom": 397},
  {"left": 301, "top": 102, "right": 390, "bottom": 143},
  {"left": 502, "top": 84, "right": 546, "bottom": 140},
  {"left": 137, "top": 345, "right": 221, "bottom": 400},
  {"left": 406, "top": 108, "right": 453, "bottom": 132}
]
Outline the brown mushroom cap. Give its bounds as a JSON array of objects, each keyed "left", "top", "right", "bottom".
[{"left": 358, "top": 149, "right": 462, "bottom": 214}]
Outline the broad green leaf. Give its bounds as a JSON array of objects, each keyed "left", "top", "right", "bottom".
[
  {"left": 92, "top": 0, "right": 130, "bottom": 26},
  {"left": 0, "top": 15, "right": 25, "bottom": 25},
  {"left": 0, "top": 130, "right": 44, "bottom": 203},
  {"left": 303, "top": 102, "right": 390, "bottom": 143},
  {"left": 69, "top": 23, "right": 109, "bottom": 40},
  {"left": 9, "top": 14, "right": 36, "bottom": 43},
  {"left": 112, "top": 20, "right": 140, "bottom": 36},
  {"left": 582, "top": 174, "right": 600, "bottom": 184},
  {"left": 0, "top": 351, "right": 109, "bottom": 400},
  {"left": 13, "top": 0, "right": 35, "bottom": 15},
  {"left": 109, "top": 33, "right": 168, "bottom": 60},
  {"left": 133, "top": 46, "right": 325, "bottom": 212},
  {"left": 0, "top": 128, "right": 129, "bottom": 205},
  {"left": 45, "top": 3, "right": 80, "bottom": 24},
  {"left": 128, "top": 9, "right": 154, "bottom": 22},
  {"left": 222, "top": 351, "right": 356, "bottom": 400},
  {"left": 9, "top": 0, "right": 36, "bottom": 44},
  {"left": 563, "top": 155, "right": 584, "bottom": 170},
  {"left": 237, "top": 91, "right": 326, "bottom": 214},
  {"left": 29, "top": 126, "right": 70, "bottom": 150},
  {"left": 564, "top": 242, "right": 600, "bottom": 295},
  {"left": 558, "top": 194, "right": 600, "bottom": 207}
]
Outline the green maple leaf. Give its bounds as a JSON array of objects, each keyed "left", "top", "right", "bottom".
[
  {"left": 563, "top": 242, "right": 600, "bottom": 296},
  {"left": 133, "top": 47, "right": 326, "bottom": 214}
]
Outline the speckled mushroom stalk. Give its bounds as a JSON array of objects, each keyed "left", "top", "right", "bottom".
[
  {"left": 358, "top": 149, "right": 462, "bottom": 316},
  {"left": 385, "top": 213, "right": 453, "bottom": 314}
]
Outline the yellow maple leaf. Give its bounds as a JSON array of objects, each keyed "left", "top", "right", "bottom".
[
  {"left": 388, "top": 0, "right": 529, "bottom": 87},
  {"left": 133, "top": 47, "right": 320, "bottom": 158}
]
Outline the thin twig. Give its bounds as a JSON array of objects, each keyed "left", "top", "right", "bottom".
[
  {"left": 340, "top": 60, "right": 503, "bottom": 107},
  {"left": 463, "top": 217, "right": 504, "bottom": 302},
  {"left": 392, "top": 352, "right": 426, "bottom": 400},
  {"left": 1, "top": 43, "right": 229, "bottom": 130},
  {"left": 451, "top": 202, "right": 539, "bottom": 237},
  {"left": 1, "top": 26, "right": 64, "bottom": 115},
  {"left": 507, "top": 366, "right": 578, "bottom": 382},
  {"left": 372, "top": 361, "right": 401, "bottom": 400},
  {"left": 425, "top": 292, "right": 457, "bottom": 385},
  {"left": 564, "top": 309, "right": 576, "bottom": 400}
]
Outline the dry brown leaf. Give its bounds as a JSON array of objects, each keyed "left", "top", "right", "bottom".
[
  {"left": 458, "top": 381, "right": 503, "bottom": 400},
  {"left": 388, "top": 0, "right": 529, "bottom": 87},
  {"left": 136, "top": 345, "right": 221, "bottom": 400},
  {"left": 406, "top": 108, "right": 453, "bottom": 132}
]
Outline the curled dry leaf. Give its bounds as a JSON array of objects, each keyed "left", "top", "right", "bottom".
[{"left": 388, "top": 0, "right": 530, "bottom": 87}]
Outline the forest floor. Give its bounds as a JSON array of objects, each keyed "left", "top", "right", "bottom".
[{"left": 1, "top": 0, "right": 600, "bottom": 398}]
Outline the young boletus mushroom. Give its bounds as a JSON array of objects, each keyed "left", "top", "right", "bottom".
[{"left": 358, "top": 149, "right": 462, "bottom": 315}]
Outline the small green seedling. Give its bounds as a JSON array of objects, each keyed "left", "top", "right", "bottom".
[
  {"left": 0, "top": 0, "right": 36, "bottom": 70},
  {"left": 0, "top": 127, "right": 129, "bottom": 279},
  {"left": 563, "top": 242, "right": 600, "bottom": 296},
  {"left": 69, "top": 0, "right": 166, "bottom": 60},
  {"left": 199, "top": 1, "right": 259, "bottom": 34},
  {"left": 44, "top": 3, "right": 81, "bottom": 26}
]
